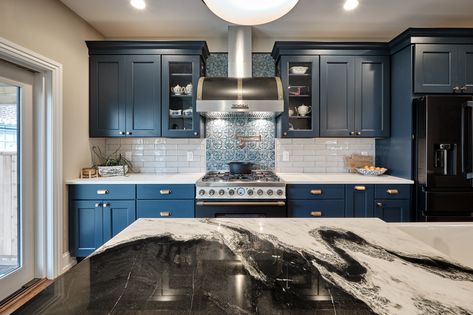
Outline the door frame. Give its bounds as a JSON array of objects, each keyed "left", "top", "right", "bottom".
[{"left": 0, "top": 37, "right": 66, "bottom": 280}]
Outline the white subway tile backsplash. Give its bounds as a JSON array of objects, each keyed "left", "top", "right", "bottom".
[
  {"left": 275, "top": 138, "right": 375, "bottom": 173},
  {"left": 105, "top": 138, "right": 206, "bottom": 174}
]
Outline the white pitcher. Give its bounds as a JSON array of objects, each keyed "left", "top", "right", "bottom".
[{"left": 297, "top": 104, "right": 311, "bottom": 116}]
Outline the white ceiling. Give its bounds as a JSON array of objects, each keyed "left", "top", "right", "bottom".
[{"left": 60, "top": 0, "right": 473, "bottom": 52}]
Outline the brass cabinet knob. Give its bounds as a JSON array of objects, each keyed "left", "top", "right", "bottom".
[
  {"left": 310, "top": 211, "right": 322, "bottom": 217},
  {"left": 310, "top": 189, "right": 323, "bottom": 195},
  {"left": 354, "top": 185, "right": 366, "bottom": 191}
]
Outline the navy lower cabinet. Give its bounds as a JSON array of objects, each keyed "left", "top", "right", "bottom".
[
  {"left": 70, "top": 200, "right": 104, "bottom": 257},
  {"left": 288, "top": 184, "right": 346, "bottom": 218},
  {"left": 375, "top": 199, "right": 410, "bottom": 222},
  {"left": 102, "top": 200, "right": 136, "bottom": 243},
  {"left": 137, "top": 200, "right": 194, "bottom": 218},
  {"left": 345, "top": 185, "right": 374, "bottom": 217}
]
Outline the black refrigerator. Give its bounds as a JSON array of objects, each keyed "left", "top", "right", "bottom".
[{"left": 415, "top": 95, "right": 473, "bottom": 221}]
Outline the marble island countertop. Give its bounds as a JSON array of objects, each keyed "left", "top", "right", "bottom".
[
  {"left": 16, "top": 218, "right": 473, "bottom": 315},
  {"left": 66, "top": 172, "right": 413, "bottom": 185}
]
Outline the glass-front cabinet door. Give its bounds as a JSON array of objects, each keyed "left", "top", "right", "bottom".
[
  {"left": 162, "top": 55, "right": 203, "bottom": 138},
  {"left": 278, "top": 56, "right": 320, "bottom": 138}
]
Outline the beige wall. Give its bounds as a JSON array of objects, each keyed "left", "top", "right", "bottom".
[{"left": 0, "top": 0, "right": 104, "bottom": 255}]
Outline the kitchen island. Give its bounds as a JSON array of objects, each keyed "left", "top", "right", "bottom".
[{"left": 15, "top": 218, "right": 473, "bottom": 314}]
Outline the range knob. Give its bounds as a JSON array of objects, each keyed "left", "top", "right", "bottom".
[
  {"left": 247, "top": 189, "right": 254, "bottom": 196},
  {"left": 257, "top": 189, "right": 264, "bottom": 196},
  {"left": 236, "top": 187, "right": 246, "bottom": 196},
  {"left": 277, "top": 189, "right": 284, "bottom": 196},
  {"left": 219, "top": 189, "right": 225, "bottom": 196},
  {"left": 209, "top": 189, "right": 215, "bottom": 196},
  {"left": 267, "top": 189, "right": 274, "bottom": 196},
  {"left": 228, "top": 189, "right": 235, "bottom": 196},
  {"left": 198, "top": 189, "right": 205, "bottom": 196}
]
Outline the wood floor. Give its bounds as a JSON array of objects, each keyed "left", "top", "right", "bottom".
[{"left": 0, "top": 278, "right": 52, "bottom": 315}]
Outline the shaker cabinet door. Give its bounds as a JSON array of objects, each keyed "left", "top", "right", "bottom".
[
  {"left": 414, "top": 44, "right": 458, "bottom": 94},
  {"left": 102, "top": 200, "right": 136, "bottom": 243},
  {"left": 89, "top": 55, "right": 126, "bottom": 137},
  {"left": 345, "top": 184, "right": 374, "bottom": 217},
  {"left": 457, "top": 45, "right": 473, "bottom": 94},
  {"left": 70, "top": 200, "right": 104, "bottom": 257},
  {"left": 355, "top": 56, "right": 390, "bottom": 137},
  {"left": 125, "top": 55, "right": 162, "bottom": 137},
  {"left": 320, "top": 56, "right": 356, "bottom": 137},
  {"left": 374, "top": 199, "right": 411, "bottom": 222}
]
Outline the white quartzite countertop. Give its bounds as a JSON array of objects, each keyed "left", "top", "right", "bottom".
[
  {"left": 65, "top": 173, "right": 204, "bottom": 185},
  {"left": 277, "top": 173, "right": 414, "bottom": 184}
]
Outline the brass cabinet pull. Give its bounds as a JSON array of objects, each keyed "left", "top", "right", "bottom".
[
  {"left": 160, "top": 211, "right": 172, "bottom": 217},
  {"left": 310, "top": 189, "right": 322, "bottom": 195},
  {"left": 387, "top": 189, "right": 399, "bottom": 195},
  {"left": 354, "top": 186, "right": 366, "bottom": 191},
  {"left": 160, "top": 189, "right": 172, "bottom": 195},
  {"left": 97, "top": 189, "right": 109, "bottom": 195},
  {"left": 310, "top": 211, "right": 322, "bottom": 217}
]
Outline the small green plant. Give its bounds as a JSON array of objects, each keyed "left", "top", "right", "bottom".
[{"left": 92, "top": 146, "right": 134, "bottom": 171}]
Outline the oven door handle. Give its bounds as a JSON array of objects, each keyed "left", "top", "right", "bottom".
[{"left": 196, "top": 201, "right": 286, "bottom": 207}]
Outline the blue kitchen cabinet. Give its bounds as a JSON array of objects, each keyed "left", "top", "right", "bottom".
[
  {"left": 289, "top": 199, "right": 345, "bottom": 218},
  {"left": 70, "top": 200, "right": 104, "bottom": 257},
  {"left": 320, "top": 56, "right": 390, "bottom": 138},
  {"left": 278, "top": 56, "right": 320, "bottom": 138},
  {"left": 161, "top": 55, "right": 204, "bottom": 138},
  {"left": 102, "top": 200, "right": 136, "bottom": 243},
  {"left": 137, "top": 200, "right": 195, "bottom": 218},
  {"left": 345, "top": 184, "right": 374, "bottom": 217},
  {"left": 458, "top": 45, "right": 473, "bottom": 94},
  {"left": 375, "top": 199, "right": 411, "bottom": 222}
]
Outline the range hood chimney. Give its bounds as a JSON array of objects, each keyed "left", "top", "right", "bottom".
[{"left": 196, "top": 26, "right": 283, "bottom": 118}]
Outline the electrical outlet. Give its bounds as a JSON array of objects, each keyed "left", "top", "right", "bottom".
[
  {"left": 125, "top": 151, "right": 132, "bottom": 160},
  {"left": 187, "top": 151, "right": 194, "bottom": 162},
  {"left": 282, "top": 151, "right": 290, "bottom": 161}
]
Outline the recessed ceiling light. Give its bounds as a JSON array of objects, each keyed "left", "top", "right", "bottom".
[
  {"left": 343, "top": 0, "right": 359, "bottom": 11},
  {"left": 203, "top": 0, "right": 299, "bottom": 26},
  {"left": 130, "top": 0, "right": 146, "bottom": 10}
]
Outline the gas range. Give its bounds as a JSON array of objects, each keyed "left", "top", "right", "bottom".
[{"left": 196, "top": 171, "right": 286, "bottom": 200}]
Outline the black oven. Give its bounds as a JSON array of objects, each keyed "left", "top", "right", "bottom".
[{"left": 195, "top": 200, "right": 287, "bottom": 218}]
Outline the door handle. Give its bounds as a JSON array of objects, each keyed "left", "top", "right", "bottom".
[
  {"left": 119, "top": 131, "right": 125, "bottom": 135},
  {"left": 376, "top": 202, "right": 383, "bottom": 207},
  {"left": 356, "top": 131, "right": 361, "bottom": 136},
  {"left": 95, "top": 203, "right": 101, "bottom": 208},
  {"left": 310, "top": 211, "right": 322, "bottom": 217},
  {"left": 461, "top": 85, "right": 468, "bottom": 93},
  {"left": 310, "top": 189, "right": 322, "bottom": 195},
  {"left": 387, "top": 189, "right": 399, "bottom": 195},
  {"left": 453, "top": 86, "right": 461, "bottom": 93},
  {"left": 102, "top": 203, "right": 109, "bottom": 208},
  {"left": 349, "top": 131, "right": 355, "bottom": 135},
  {"left": 160, "top": 211, "right": 172, "bottom": 217},
  {"left": 160, "top": 189, "right": 172, "bottom": 195},
  {"left": 126, "top": 131, "right": 132, "bottom": 135},
  {"left": 354, "top": 185, "right": 366, "bottom": 191},
  {"left": 97, "top": 189, "right": 109, "bottom": 195}
]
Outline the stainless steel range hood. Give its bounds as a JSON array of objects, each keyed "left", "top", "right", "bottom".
[{"left": 196, "top": 26, "right": 283, "bottom": 118}]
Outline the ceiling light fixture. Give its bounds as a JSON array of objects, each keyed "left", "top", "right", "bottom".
[
  {"left": 343, "top": 0, "right": 359, "bottom": 11},
  {"left": 130, "top": 0, "right": 146, "bottom": 10},
  {"left": 203, "top": 0, "right": 299, "bottom": 26}
]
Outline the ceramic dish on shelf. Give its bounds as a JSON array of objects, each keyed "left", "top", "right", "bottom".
[
  {"left": 355, "top": 167, "right": 388, "bottom": 176},
  {"left": 290, "top": 66, "right": 309, "bottom": 74}
]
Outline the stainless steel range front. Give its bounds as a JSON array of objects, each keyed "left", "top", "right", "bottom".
[{"left": 195, "top": 171, "right": 286, "bottom": 218}]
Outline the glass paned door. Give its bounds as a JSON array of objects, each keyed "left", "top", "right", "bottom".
[{"left": 0, "top": 61, "right": 35, "bottom": 302}]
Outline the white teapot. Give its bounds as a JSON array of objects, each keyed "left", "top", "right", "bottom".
[
  {"left": 171, "top": 85, "right": 183, "bottom": 95},
  {"left": 297, "top": 104, "right": 311, "bottom": 116}
]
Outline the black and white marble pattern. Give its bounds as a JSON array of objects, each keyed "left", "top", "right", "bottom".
[{"left": 15, "top": 218, "right": 473, "bottom": 315}]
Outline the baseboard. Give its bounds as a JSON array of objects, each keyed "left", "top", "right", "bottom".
[{"left": 60, "top": 252, "right": 76, "bottom": 275}]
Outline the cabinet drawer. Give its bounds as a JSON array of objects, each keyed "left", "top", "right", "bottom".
[
  {"left": 69, "top": 184, "right": 136, "bottom": 200},
  {"left": 137, "top": 184, "right": 195, "bottom": 200},
  {"left": 137, "top": 200, "right": 194, "bottom": 218},
  {"left": 287, "top": 185, "right": 345, "bottom": 200},
  {"left": 375, "top": 185, "right": 410, "bottom": 200},
  {"left": 289, "top": 200, "right": 345, "bottom": 218}
]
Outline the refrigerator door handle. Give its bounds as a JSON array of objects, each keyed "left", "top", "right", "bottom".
[{"left": 461, "top": 102, "right": 473, "bottom": 179}]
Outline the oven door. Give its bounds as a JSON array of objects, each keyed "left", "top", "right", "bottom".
[{"left": 195, "top": 200, "right": 287, "bottom": 218}]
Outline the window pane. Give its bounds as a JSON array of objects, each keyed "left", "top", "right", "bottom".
[{"left": 0, "top": 84, "right": 19, "bottom": 278}]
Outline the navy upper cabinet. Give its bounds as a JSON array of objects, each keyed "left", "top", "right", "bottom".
[
  {"left": 87, "top": 41, "right": 209, "bottom": 138},
  {"left": 414, "top": 44, "right": 473, "bottom": 94},
  {"left": 162, "top": 55, "right": 203, "bottom": 138},
  {"left": 279, "top": 56, "right": 320, "bottom": 138},
  {"left": 355, "top": 56, "right": 390, "bottom": 137},
  {"left": 125, "top": 55, "right": 162, "bottom": 137},
  {"left": 320, "top": 56, "right": 389, "bottom": 138},
  {"left": 89, "top": 55, "right": 126, "bottom": 137},
  {"left": 320, "top": 56, "right": 356, "bottom": 137}
]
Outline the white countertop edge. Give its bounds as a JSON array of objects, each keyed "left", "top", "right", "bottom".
[
  {"left": 276, "top": 173, "right": 414, "bottom": 184},
  {"left": 65, "top": 173, "right": 205, "bottom": 185}
]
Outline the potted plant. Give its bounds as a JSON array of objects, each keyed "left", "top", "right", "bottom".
[{"left": 91, "top": 146, "right": 134, "bottom": 177}]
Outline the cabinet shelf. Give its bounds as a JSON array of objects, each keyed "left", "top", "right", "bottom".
[
  {"left": 289, "top": 73, "right": 311, "bottom": 77},
  {"left": 171, "top": 95, "right": 193, "bottom": 98},
  {"left": 289, "top": 116, "right": 312, "bottom": 119},
  {"left": 289, "top": 95, "right": 311, "bottom": 98},
  {"left": 171, "top": 73, "right": 193, "bottom": 76}
]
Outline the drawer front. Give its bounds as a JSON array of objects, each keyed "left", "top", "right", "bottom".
[
  {"left": 69, "top": 184, "right": 136, "bottom": 200},
  {"left": 137, "top": 184, "right": 195, "bottom": 200},
  {"left": 137, "top": 200, "right": 195, "bottom": 218},
  {"left": 375, "top": 185, "right": 410, "bottom": 200},
  {"left": 289, "top": 199, "right": 345, "bottom": 218},
  {"left": 287, "top": 184, "right": 345, "bottom": 200}
]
